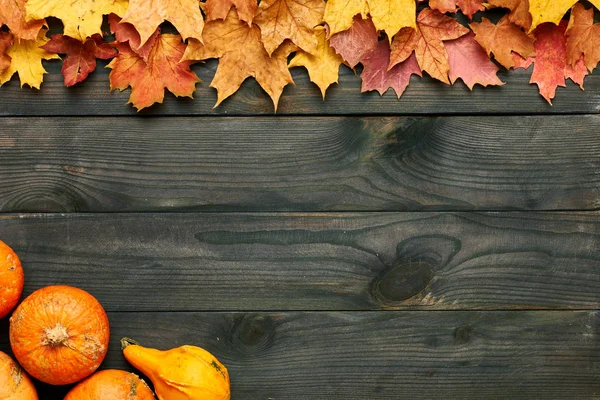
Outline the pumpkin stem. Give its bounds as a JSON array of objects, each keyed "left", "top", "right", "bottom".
[
  {"left": 121, "top": 337, "right": 141, "bottom": 350},
  {"left": 43, "top": 323, "right": 70, "bottom": 347}
]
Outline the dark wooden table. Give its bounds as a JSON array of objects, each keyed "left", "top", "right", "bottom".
[{"left": 0, "top": 59, "right": 599, "bottom": 399}]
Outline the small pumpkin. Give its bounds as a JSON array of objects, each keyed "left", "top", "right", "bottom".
[
  {"left": 9, "top": 285, "right": 110, "bottom": 385},
  {"left": 121, "top": 337, "right": 231, "bottom": 400},
  {"left": 0, "top": 351, "right": 38, "bottom": 400},
  {"left": 65, "top": 369, "right": 156, "bottom": 400},
  {"left": 0, "top": 240, "right": 24, "bottom": 319}
]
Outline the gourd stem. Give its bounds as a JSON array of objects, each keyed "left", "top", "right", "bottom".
[{"left": 121, "top": 337, "right": 141, "bottom": 350}]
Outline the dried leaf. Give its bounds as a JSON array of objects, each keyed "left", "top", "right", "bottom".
[
  {"left": 430, "top": 0, "right": 485, "bottom": 19},
  {"left": 566, "top": 3, "right": 600, "bottom": 72},
  {"left": 107, "top": 34, "right": 200, "bottom": 110},
  {"left": 0, "top": 32, "right": 13, "bottom": 74},
  {"left": 204, "top": 0, "right": 258, "bottom": 25},
  {"left": 0, "top": 0, "right": 45, "bottom": 40},
  {"left": 329, "top": 16, "right": 379, "bottom": 68},
  {"left": 528, "top": 0, "right": 600, "bottom": 32},
  {"left": 486, "top": 0, "right": 531, "bottom": 30},
  {"left": 108, "top": 14, "right": 159, "bottom": 62}
]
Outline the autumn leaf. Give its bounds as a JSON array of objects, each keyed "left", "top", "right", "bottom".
[
  {"left": 389, "top": 8, "right": 469, "bottom": 84},
  {"left": 204, "top": 0, "right": 258, "bottom": 25},
  {"left": 107, "top": 34, "right": 200, "bottom": 110},
  {"left": 530, "top": 21, "right": 587, "bottom": 104},
  {"left": 42, "top": 34, "right": 117, "bottom": 87},
  {"left": 0, "top": 32, "right": 13, "bottom": 74},
  {"left": 361, "top": 41, "right": 422, "bottom": 97},
  {"left": 329, "top": 16, "right": 379, "bottom": 68},
  {"left": 25, "top": 0, "right": 127, "bottom": 41},
  {"left": 0, "top": 30, "right": 59, "bottom": 89},
  {"left": 121, "top": 0, "right": 204, "bottom": 47},
  {"left": 470, "top": 15, "right": 535, "bottom": 68},
  {"left": 289, "top": 26, "right": 344, "bottom": 98},
  {"left": 429, "top": 0, "right": 485, "bottom": 19},
  {"left": 528, "top": 0, "right": 600, "bottom": 32},
  {"left": 445, "top": 32, "right": 504, "bottom": 89},
  {"left": 486, "top": 0, "right": 531, "bottom": 30},
  {"left": 324, "top": 0, "right": 416, "bottom": 39},
  {"left": 0, "top": 0, "right": 45, "bottom": 41},
  {"left": 566, "top": 3, "right": 600, "bottom": 72},
  {"left": 108, "top": 14, "right": 159, "bottom": 62},
  {"left": 254, "top": 0, "right": 325, "bottom": 55},
  {"left": 183, "top": 9, "right": 294, "bottom": 111}
]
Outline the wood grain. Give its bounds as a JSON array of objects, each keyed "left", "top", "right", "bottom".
[
  {"left": 0, "top": 60, "right": 598, "bottom": 116},
  {"left": 1, "top": 310, "right": 598, "bottom": 399},
  {"left": 1, "top": 116, "right": 599, "bottom": 213},
  {"left": 1, "top": 212, "right": 598, "bottom": 311}
]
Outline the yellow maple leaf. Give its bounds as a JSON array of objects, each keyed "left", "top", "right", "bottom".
[
  {"left": 25, "top": 0, "right": 127, "bottom": 41},
  {"left": 183, "top": 10, "right": 294, "bottom": 111},
  {"left": 325, "top": 0, "right": 416, "bottom": 38},
  {"left": 122, "top": 0, "right": 204, "bottom": 47},
  {"left": 288, "top": 26, "right": 343, "bottom": 98},
  {"left": 0, "top": 31, "right": 59, "bottom": 89},
  {"left": 529, "top": 0, "right": 600, "bottom": 32}
]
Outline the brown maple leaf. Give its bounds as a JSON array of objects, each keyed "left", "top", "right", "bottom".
[
  {"left": 445, "top": 32, "right": 504, "bottom": 89},
  {"left": 329, "top": 16, "right": 379, "bottom": 68},
  {"left": 204, "top": 0, "right": 258, "bottom": 25},
  {"left": 0, "top": 0, "right": 45, "bottom": 41},
  {"left": 254, "top": 0, "right": 325, "bottom": 56},
  {"left": 430, "top": 0, "right": 485, "bottom": 19},
  {"left": 470, "top": 15, "right": 535, "bottom": 69},
  {"left": 183, "top": 9, "right": 294, "bottom": 111},
  {"left": 389, "top": 8, "right": 469, "bottom": 84},
  {"left": 0, "top": 32, "right": 13, "bottom": 74},
  {"left": 107, "top": 34, "right": 200, "bottom": 110},
  {"left": 566, "top": 3, "right": 600, "bottom": 72},
  {"left": 42, "top": 34, "right": 117, "bottom": 87},
  {"left": 121, "top": 0, "right": 204, "bottom": 47},
  {"left": 486, "top": 0, "right": 532, "bottom": 31}
]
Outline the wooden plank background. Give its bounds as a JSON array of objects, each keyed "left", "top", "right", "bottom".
[{"left": 0, "top": 19, "right": 599, "bottom": 398}]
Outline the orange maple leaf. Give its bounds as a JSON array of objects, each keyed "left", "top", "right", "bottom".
[
  {"left": 204, "top": 0, "right": 257, "bottom": 25},
  {"left": 470, "top": 15, "right": 535, "bottom": 69},
  {"left": 107, "top": 34, "right": 200, "bottom": 110},
  {"left": 121, "top": 0, "right": 204, "bottom": 47},
  {"left": 389, "top": 8, "right": 469, "bottom": 84},
  {"left": 0, "top": 32, "right": 12, "bottom": 74},
  {"left": 566, "top": 3, "right": 600, "bottom": 72},
  {"left": 430, "top": 0, "right": 485, "bottom": 19},
  {"left": 183, "top": 9, "right": 294, "bottom": 111},
  {"left": 486, "top": 0, "right": 532, "bottom": 30},
  {"left": 254, "top": 0, "right": 325, "bottom": 56},
  {"left": 108, "top": 14, "right": 159, "bottom": 62},
  {"left": 0, "top": 0, "right": 45, "bottom": 41}
]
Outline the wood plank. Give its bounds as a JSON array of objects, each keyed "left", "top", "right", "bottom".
[
  {"left": 0, "top": 60, "right": 598, "bottom": 116},
  {"left": 1, "top": 212, "right": 598, "bottom": 311},
  {"left": 1, "top": 115, "right": 599, "bottom": 212},
  {"left": 1, "top": 310, "right": 598, "bottom": 399}
]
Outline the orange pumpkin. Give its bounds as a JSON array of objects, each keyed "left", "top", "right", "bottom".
[
  {"left": 0, "top": 351, "right": 38, "bottom": 400},
  {"left": 0, "top": 240, "right": 24, "bottom": 319},
  {"left": 65, "top": 369, "right": 156, "bottom": 399},
  {"left": 9, "top": 285, "right": 110, "bottom": 385}
]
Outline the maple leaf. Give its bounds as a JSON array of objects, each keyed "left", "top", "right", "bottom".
[
  {"left": 42, "top": 34, "right": 116, "bottom": 87},
  {"left": 288, "top": 26, "right": 344, "bottom": 98},
  {"left": 0, "top": 30, "right": 59, "bottom": 89},
  {"left": 329, "top": 16, "right": 379, "bottom": 68},
  {"left": 361, "top": 41, "right": 422, "bottom": 97},
  {"left": 429, "top": 0, "right": 485, "bottom": 19},
  {"left": 528, "top": 0, "right": 600, "bottom": 32},
  {"left": 107, "top": 34, "right": 200, "bottom": 110},
  {"left": 445, "top": 32, "right": 504, "bottom": 89},
  {"left": 254, "top": 0, "right": 325, "bottom": 56},
  {"left": 470, "top": 15, "right": 535, "bottom": 69},
  {"left": 530, "top": 21, "right": 587, "bottom": 104},
  {"left": 324, "top": 0, "right": 417, "bottom": 39},
  {"left": 0, "top": 0, "right": 45, "bottom": 41},
  {"left": 25, "top": 0, "right": 127, "bottom": 41},
  {"left": 108, "top": 14, "right": 159, "bottom": 62},
  {"left": 121, "top": 0, "right": 204, "bottom": 47},
  {"left": 486, "top": 0, "right": 531, "bottom": 30},
  {"left": 389, "top": 8, "right": 469, "bottom": 84},
  {"left": 0, "top": 32, "right": 13, "bottom": 74},
  {"left": 183, "top": 9, "right": 294, "bottom": 111},
  {"left": 566, "top": 3, "right": 600, "bottom": 72},
  {"left": 204, "top": 0, "right": 258, "bottom": 25}
]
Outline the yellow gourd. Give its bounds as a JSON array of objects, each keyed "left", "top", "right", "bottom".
[{"left": 121, "top": 338, "right": 231, "bottom": 400}]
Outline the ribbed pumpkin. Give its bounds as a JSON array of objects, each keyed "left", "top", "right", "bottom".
[
  {"left": 0, "top": 351, "right": 38, "bottom": 400},
  {"left": 0, "top": 240, "right": 24, "bottom": 319},
  {"left": 65, "top": 369, "right": 156, "bottom": 400},
  {"left": 9, "top": 285, "right": 110, "bottom": 385},
  {"left": 122, "top": 338, "right": 231, "bottom": 400}
]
